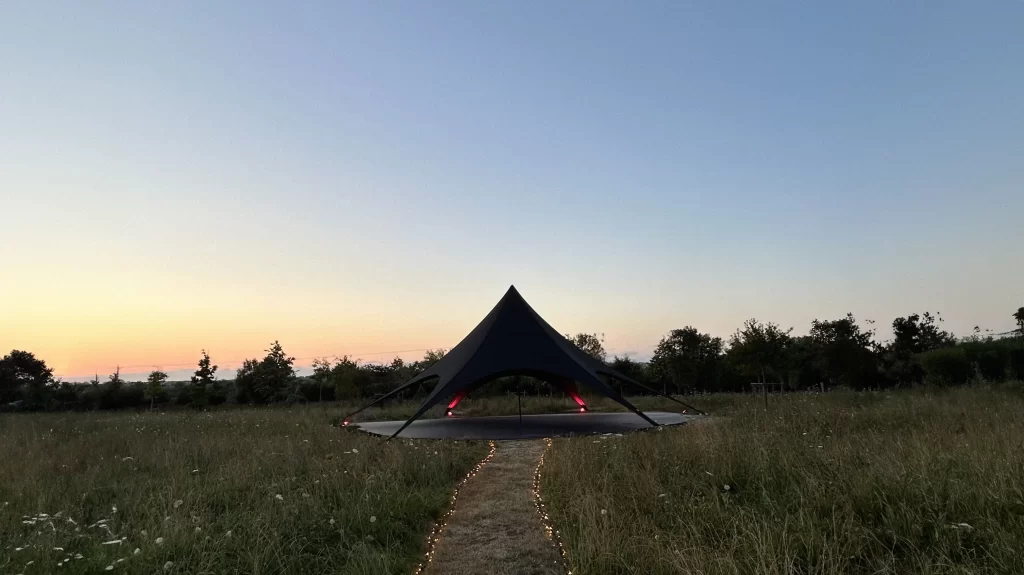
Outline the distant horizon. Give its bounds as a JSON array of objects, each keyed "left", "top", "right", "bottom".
[
  {"left": 44, "top": 290, "right": 1023, "bottom": 383},
  {"left": 3, "top": 2, "right": 1021, "bottom": 381}
]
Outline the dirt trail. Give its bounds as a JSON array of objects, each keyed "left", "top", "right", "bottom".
[{"left": 424, "top": 440, "right": 563, "bottom": 575}]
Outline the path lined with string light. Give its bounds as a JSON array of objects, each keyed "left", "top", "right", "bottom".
[{"left": 418, "top": 440, "right": 567, "bottom": 575}]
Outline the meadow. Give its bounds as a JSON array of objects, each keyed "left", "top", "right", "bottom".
[
  {"left": 0, "top": 408, "right": 488, "bottom": 574},
  {"left": 4, "top": 387, "right": 1023, "bottom": 575},
  {"left": 541, "top": 386, "right": 1024, "bottom": 575}
]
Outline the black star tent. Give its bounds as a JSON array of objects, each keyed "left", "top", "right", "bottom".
[{"left": 344, "top": 286, "right": 704, "bottom": 438}]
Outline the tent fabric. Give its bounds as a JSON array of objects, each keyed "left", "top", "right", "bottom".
[{"left": 346, "top": 285, "right": 702, "bottom": 438}]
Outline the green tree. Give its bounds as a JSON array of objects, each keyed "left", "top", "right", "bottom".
[
  {"left": 882, "top": 312, "right": 956, "bottom": 386},
  {"left": 311, "top": 358, "right": 332, "bottom": 402},
  {"left": 0, "top": 349, "right": 54, "bottom": 408},
  {"left": 145, "top": 370, "right": 168, "bottom": 410},
  {"left": 421, "top": 349, "right": 447, "bottom": 369},
  {"left": 809, "top": 314, "right": 878, "bottom": 389},
  {"left": 566, "top": 333, "right": 606, "bottom": 362},
  {"left": 189, "top": 350, "right": 218, "bottom": 408},
  {"left": 1014, "top": 307, "right": 1024, "bottom": 337},
  {"left": 330, "top": 356, "right": 363, "bottom": 400},
  {"left": 728, "top": 319, "right": 793, "bottom": 384},
  {"left": 235, "top": 341, "right": 296, "bottom": 404},
  {"left": 649, "top": 327, "right": 724, "bottom": 393},
  {"left": 609, "top": 355, "right": 648, "bottom": 384},
  {"left": 100, "top": 366, "right": 125, "bottom": 409}
]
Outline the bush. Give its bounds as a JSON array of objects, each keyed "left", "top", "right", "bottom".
[{"left": 919, "top": 347, "right": 970, "bottom": 386}]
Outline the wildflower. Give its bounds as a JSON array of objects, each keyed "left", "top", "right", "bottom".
[
  {"left": 155, "top": 537, "right": 165, "bottom": 545},
  {"left": 302, "top": 493, "right": 310, "bottom": 498},
  {"left": 106, "top": 565, "right": 114, "bottom": 570},
  {"left": 329, "top": 518, "right": 335, "bottom": 525},
  {"left": 163, "top": 561, "right": 174, "bottom": 570},
  {"left": 351, "top": 448, "right": 359, "bottom": 454},
  {"left": 225, "top": 530, "right": 232, "bottom": 538},
  {"left": 74, "top": 554, "right": 83, "bottom": 560},
  {"left": 133, "top": 548, "right": 140, "bottom": 555},
  {"left": 192, "top": 469, "right": 199, "bottom": 474},
  {"left": 600, "top": 509, "right": 607, "bottom": 515},
  {"left": 141, "top": 530, "right": 147, "bottom": 536},
  {"left": 724, "top": 484, "right": 732, "bottom": 491},
  {"left": 275, "top": 494, "right": 284, "bottom": 501},
  {"left": 101, "top": 539, "right": 123, "bottom": 545},
  {"left": 658, "top": 493, "right": 667, "bottom": 498},
  {"left": 194, "top": 527, "right": 202, "bottom": 533},
  {"left": 370, "top": 515, "right": 377, "bottom": 523},
  {"left": 173, "top": 500, "right": 183, "bottom": 509}
]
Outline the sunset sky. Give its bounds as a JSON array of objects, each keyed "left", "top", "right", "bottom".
[{"left": 2, "top": 2, "right": 1022, "bottom": 381}]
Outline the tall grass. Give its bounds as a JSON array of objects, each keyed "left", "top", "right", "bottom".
[
  {"left": 0, "top": 407, "right": 488, "bottom": 574},
  {"left": 541, "top": 385, "right": 1024, "bottom": 574}
]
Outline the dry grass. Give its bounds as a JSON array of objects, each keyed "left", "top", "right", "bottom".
[
  {"left": 541, "top": 385, "right": 1024, "bottom": 575},
  {"left": 0, "top": 407, "right": 488, "bottom": 574}
]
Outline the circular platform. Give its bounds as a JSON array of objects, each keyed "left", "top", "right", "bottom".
[{"left": 354, "top": 411, "right": 696, "bottom": 440}]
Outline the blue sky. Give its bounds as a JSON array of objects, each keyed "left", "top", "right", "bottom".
[{"left": 1, "top": 1, "right": 1022, "bottom": 379}]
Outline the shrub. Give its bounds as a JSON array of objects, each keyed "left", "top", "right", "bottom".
[{"left": 919, "top": 347, "right": 970, "bottom": 386}]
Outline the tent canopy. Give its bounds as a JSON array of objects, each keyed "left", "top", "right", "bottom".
[{"left": 345, "top": 286, "right": 703, "bottom": 438}]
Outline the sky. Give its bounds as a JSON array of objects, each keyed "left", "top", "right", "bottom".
[{"left": 2, "top": 1, "right": 1022, "bottom": 381}]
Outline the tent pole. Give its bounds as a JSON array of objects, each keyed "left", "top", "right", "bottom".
[
  {"left": 340, "top": 378, "right": 422, "bottom": 424},
  {"left": 611, "top": 375, "right": 707, "bottom": 416}
]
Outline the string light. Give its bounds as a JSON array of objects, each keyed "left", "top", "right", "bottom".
[
  {"left": 411, "top": 441, "right": 497, "bottom": 575},
  {"left": 533, "top": 438, "right": 573, "bottom": 575}
]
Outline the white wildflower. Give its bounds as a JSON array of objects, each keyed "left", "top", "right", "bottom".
[
  {"left": 351, "top": 448, "right": 359, "bottom": 454},
  {"left": 163, "top": 561, "right": 174, "bottom": 570},
  {"left": 74, "top": 554, "right": 82, "bottom": 560},
  {"left": 225, "top": 530, "right": 232, "bottom": 538},
  {"left": 724, "top": 484, "right": 732, "bottom": 491},
  {"left": 275, "top": 494, "right": 284, "bottom": 501},
  {"left": 302, "top": 493, "right": 310, "bottom": 498},
  {"left": 141, "top": 530, "right": 147, "bottom": 536},
  {"left": 101, "top": 539, "right": 123, "bottom": 545},
  {"left": 133, "top": 548, "right": 140, "bottom": 555},
  {"left": 173, "top": 500, "right": 183, "bottom": 509},
  {"left": 155, "top": 537, "right": 165, "bottom": 545},
  {"left": 600, "top": 509, "right": 607, "bottom": 515},
  {"left": 329, "top": 518, "right": 335, "bottom": 525},
  {"left": 195, "top": 527, "right": 202, "bottom": 533},
  {"left": 192, "top": 469, "right": 199, "bottom": 474},
  {"left": 370, "top": 515, "right": 376, "bottom": 523}
]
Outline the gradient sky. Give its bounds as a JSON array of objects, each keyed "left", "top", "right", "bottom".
[{"left": 2, "top": 1, "right": 1022, "bottom": 381}]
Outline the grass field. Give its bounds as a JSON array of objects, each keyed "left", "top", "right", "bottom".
[
  {"left": 0, "top": 408, "right": 488, "bottom": 574},
  {"left": 541, "top": 385, "right": 1024, "bottom": 575},
  {"left": 5, "top": 387, "right": 1023, "bottom": 575}
]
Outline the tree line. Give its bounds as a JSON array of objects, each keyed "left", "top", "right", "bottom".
[{"left": 3, "top": 307, "right": 1022, "bottom": 411}]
